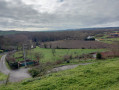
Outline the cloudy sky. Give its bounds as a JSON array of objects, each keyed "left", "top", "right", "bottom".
[{"left": 0, "top": 0, "right": 119, "bottom": 31}]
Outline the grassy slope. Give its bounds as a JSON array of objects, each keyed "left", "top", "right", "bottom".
[
  {"left": 14, "top": 47, "right": 105, "bottom": 63},
  {"left": 1, "top": 58, "right": 119, "bottom": 89}
]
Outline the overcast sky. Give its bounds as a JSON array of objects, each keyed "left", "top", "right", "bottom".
[{"left": 0, "top": 0, "right": 119, "bottom": 31}]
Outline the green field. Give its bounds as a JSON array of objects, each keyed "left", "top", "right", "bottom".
[
  {"left": 95, "top": 34, "right": 119, "bottom": 44},
  {"left": 99, "top": 38, "right": 119, "bottom": 44},
  {"left": 14, "top": 47, "right": 105, "bottom": 63},
  {"left": 1, "top": 58, "right": 119, "bottom": 89}
]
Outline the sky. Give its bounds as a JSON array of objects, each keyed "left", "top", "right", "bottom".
[{"left": 0, "top": 0, "right": 119, "bottom": 31}]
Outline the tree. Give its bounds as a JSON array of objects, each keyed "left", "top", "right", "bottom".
[
  {"left": 52, "top": 49, "right": 56, "bottom": 56},
  {"left": 35, "top": 52, "right": 43, "bottom": 63},
  {"left": 96, "top": 53, "right": 102, "bottom": 59},
  {"left": 44, "top": 44, "right": 47, "bottom": 48}
]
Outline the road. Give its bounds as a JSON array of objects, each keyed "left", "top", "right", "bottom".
[{"left": 0, "top": 54, "right": 31, "bottom": 82}]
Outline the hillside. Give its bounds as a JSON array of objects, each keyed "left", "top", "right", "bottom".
[
  {"left": 0, "top": 30, "right": 23, "bottom": 36},
  {"left": 1, "top": 58, "right": 119, "bottom": 89}
]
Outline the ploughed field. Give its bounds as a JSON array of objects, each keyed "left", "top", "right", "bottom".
[{"left": 41, "top": 40, "right": 111, "bottom": 49}]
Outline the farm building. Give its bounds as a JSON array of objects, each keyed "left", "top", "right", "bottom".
[{"left": 85, "top": 36, "right": 95, "bottom": 41}]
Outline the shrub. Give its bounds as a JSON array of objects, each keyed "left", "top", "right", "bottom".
[
  {"left": 6, "top": 55, "right": 18, "bottom": 69},
  {"left": 63, "top": 55, "right": 72, "bottom": 61},
  {"left": 9, "top": 62, "right": 18, "bottom": 69},
  {"left": 96, "top": 53, "right": 102, "bottom": 59},
  {"left": 54, "top": 60, "right": 63, "bottom": 65},
  {"left": 66, "top": 60, "right": 70, "bottom": 63},
  {"left": 29, "top": 63, "right": 47, "bottom": 78},
  {"left": 44, "top": 44, "right": 47, "bottom": 48},
  {"left": 34, "top": 52, "right": 43, "bottom": 63},
  {"left": 52, "top": 49, "right": 56, "bottom": 56},
  {"left": 28, "top": 69, "right": 39, "bottom": 78},
  {"left": 0, "top": 50, "right": 3, "bottom": 53}
]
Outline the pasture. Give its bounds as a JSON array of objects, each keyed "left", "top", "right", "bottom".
[{"left": 14, "top": 47, "right": 105, "bottom": 63}]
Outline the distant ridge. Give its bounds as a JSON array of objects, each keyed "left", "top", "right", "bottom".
[
  {"left": 0, "top": 27, "right": 119, "bottom": 35},
  {"left": 0, "top": 30, "right": 24, "bottom": 36}
]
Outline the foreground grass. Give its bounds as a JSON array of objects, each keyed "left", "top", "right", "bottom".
[
  {"left": 14, "top": 47, "right": 105, "bottom": 63},
  {"left": 0, "top": 72, "right": 7, "bottom": 81},
  {"left": 0, "top": 55, "right": 2, "bottom": 59},
  {"left": 1, "top": 58, "right": 119, "bottom": 89}
]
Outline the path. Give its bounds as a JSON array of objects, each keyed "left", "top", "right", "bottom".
[
  {"left": 0, "top": 54, "right": 31, "bottom": 82},
  {"left": 48, "top": 63, "right": 92, "bottom": 73}
]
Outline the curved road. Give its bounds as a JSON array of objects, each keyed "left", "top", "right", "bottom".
[{"left": 0, "top": 55, "right": 31, "bottom": 82}]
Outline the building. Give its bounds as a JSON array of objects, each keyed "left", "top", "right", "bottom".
[{"left": 85, "top": 36, "right": 95, "bottom": 41}]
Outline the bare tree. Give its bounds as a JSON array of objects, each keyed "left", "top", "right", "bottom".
[
  {"left": 35, "top": 52, "right": 43, "bottom": 63},
  {"left": 52, "top": 49, "right": 56, "bottom": 56}
]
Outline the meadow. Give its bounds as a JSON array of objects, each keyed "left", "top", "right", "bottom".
[
  {"left": 95, "top": 33, "right": 119, "bottom": 44},
  {"left": 13, "top": 47, "right": 105, "bottom": 63},
  {"left": 1, "top": 58, "right": 119, "bottom": 89}
]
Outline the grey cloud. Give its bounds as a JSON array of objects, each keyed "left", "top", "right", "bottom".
[{"left": 0, "top": 0, "right": 119, "bottom": 30}]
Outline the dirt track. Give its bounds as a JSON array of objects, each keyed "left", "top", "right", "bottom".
[
  {"left": 48, "top": 63, "right": 92, "bottom": 73},
  {"left": 0, "top": 55, "right": 31, "bottom": 82},
  {"left": 0, "top": 54, "right": 92, "bottom": 83}
]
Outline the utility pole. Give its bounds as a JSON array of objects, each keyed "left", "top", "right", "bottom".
[
  {"left": 30, "top": 40, "right": 32, "bottom": 61},
  {"left": 23, "top": 44, "right": 27, "bottom": 68}
]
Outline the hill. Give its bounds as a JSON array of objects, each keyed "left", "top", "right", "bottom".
[
  {"left": 1, "top": 58, "right": 119, "bottom": 89},
  {"left": 0, "top": 30, "right": 24, "bottom": 36}
]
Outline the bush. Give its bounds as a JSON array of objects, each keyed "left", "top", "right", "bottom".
[
  {"left": 54, "top": 60, "right": 63, "bottom": 65},
  {"left": 0, "top": 50, "right": 3, "bottom": 53},
  {"left": 29, "top": 63, "right": 47, "bottom": 78},
  {"left": 6, "top": 55, "right": 18, "bottom": 69},
  {"left": 66, "top": 60, "right": 70, "bottom": 63},
  {"left": 9, "top": 62, "right": 18, "bottom": 69},
  {"left": 28, "top": 69, "right": 39, "bottom": 78},
  {"left": 96, "top": 53, "right": 102, "bottom": 59}
]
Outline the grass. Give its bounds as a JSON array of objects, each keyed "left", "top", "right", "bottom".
[
  {"left": 14, "top": 47, "right": 105, "bottom": 63},
  {"left": 95, "top": 33, "right": 119, "bottom": 44},
  {"left": 0, "top": 55, "right": 2, "bottom": 59},
  {"left": 100, "top": 38, "right": 119, "bottom": 44},
  {"left": 0, "top": 72, "right": 7, "bottom": 81},
  {"left": 1, "top": 58, "right": 119, "bottom": 89}
]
